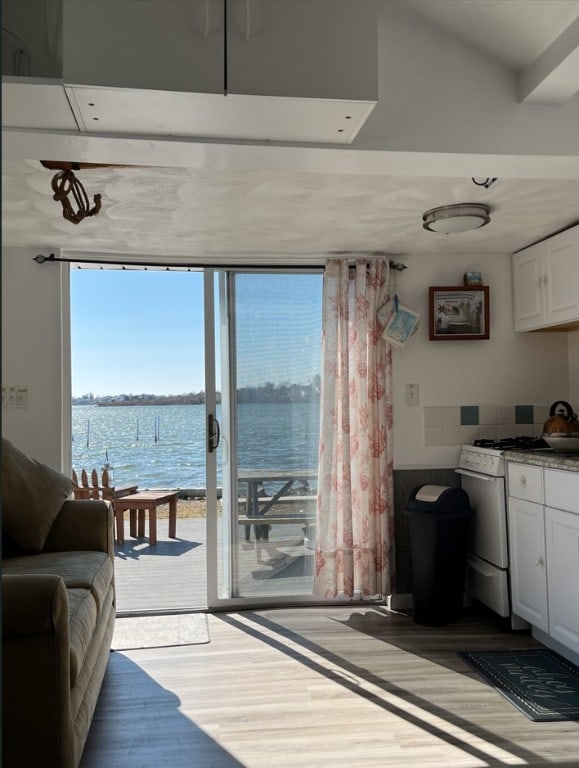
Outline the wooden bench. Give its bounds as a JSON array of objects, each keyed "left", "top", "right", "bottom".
[
  {"left": 237, "top": 494, "right": 316, "bottom": 561},
  {"left": 237, "top": 511, "right": 316, "bottom": 562}
]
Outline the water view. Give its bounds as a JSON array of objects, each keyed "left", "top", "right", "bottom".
[{"left": 72, "top": 402, "right": 321, "bottom": 489}]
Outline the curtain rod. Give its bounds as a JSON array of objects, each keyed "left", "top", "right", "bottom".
[{"left": 33, "top": 253, "right": 407, "bottom": 271}]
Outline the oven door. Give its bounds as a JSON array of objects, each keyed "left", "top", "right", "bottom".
[{"left": 455, "top": 468, "right": 508, "bottom": 569}]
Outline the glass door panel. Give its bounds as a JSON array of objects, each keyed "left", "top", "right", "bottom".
[{"left": 205, "top": 269, "right": 323, "bottom": 606}]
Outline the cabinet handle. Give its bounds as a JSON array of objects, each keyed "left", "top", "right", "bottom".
[
  {"left": 517, "top": 476, "right": 526, "bottom": 486},
  {"left": 203, "top": 0, "right": 209, "bottom": 39},
  {"left": 543, "top": 274, "right": 548, "bottom": 286},
  {"left": 244, "top": 0, "right": 252, "bottom": 40},
  {"left": 536, "top": 556, "right": 544, "bottom": 567}
]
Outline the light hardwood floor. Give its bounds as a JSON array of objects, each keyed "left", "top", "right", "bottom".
[{"left": 80, "top": 605, "right": 579, "bottom": 768}]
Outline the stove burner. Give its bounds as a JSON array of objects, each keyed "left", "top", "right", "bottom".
[{"left": 473, "top": 436, "right": 548, "bottom": 451}]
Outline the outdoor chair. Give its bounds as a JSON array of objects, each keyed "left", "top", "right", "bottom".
[{"left": 72, "top": 467, "right": 138, "bottom": 542}]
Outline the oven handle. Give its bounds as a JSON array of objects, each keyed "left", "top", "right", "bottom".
[{"left": 455, "top": 468, "right": 499, "bottom": 482}]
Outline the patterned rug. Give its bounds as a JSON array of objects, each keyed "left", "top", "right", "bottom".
[
  {"left": 112, "top": 613, "right": 209, "bottom": 650},
  {"left": 459, "top": 648, "right": 579, "bottom": 721}
]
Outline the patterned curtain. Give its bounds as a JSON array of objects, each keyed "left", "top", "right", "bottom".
[{"left": 313, "top": 259, "right": 395, "bottom": 599}]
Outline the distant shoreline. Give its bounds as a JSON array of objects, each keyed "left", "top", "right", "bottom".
[{"left": 72, "top": 379, "right": 321, "bottom": 407}]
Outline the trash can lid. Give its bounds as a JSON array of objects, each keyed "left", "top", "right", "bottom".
[{"left": 414, "top": 484, "right": 450, "bottom": 503}]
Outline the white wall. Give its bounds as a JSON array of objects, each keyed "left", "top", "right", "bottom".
[
  {"left": 2, "top": 246, "right": 70, "bottom": 469},
  {"left": 391, "top": 251, "right": 570, "bottom": 467},
  {"left": 1, "top": 245, "right": 573, "bottom": 473}
]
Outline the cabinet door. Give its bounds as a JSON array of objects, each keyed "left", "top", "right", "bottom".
[
  {"left": 226, "top": 0, "right": 378, "bottom": 101},
  {"left": 545, "top": 506, "right": 579, "bottom": 654},
  {"left": 543, "top": 227, "right": 579, "bottom": 326},
  {"left": 512, "top": 245, "right": 545, "bottom": 331},
  {"left": 63, "top": 0, "right": 224, "bottom": 93},
  {"left": 508, "top": 497, "right": 548, "bottom": 630}
]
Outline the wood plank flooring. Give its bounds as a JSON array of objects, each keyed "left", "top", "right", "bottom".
[{"left": 80, "top": 605, "right": 579, "bottom": 768}]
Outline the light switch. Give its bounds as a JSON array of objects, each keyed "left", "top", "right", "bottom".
[
  {"left": 405, "top": 383, "right": 419, "bottom": 406},
  {"left": 2, "top": 386, "right": 29, "bottom": 409}
]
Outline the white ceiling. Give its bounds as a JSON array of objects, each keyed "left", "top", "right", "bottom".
[
  {"left": 403, "top": 0, "right": 579, "bottom": 70},
  {"left": 3, "top": 0, "right": 579, "bottom": 263},
  {"left": 3, "top": 159, "right": 579, "bottom": 261}
]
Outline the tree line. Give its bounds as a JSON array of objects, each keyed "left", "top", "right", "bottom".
[{"left": 74, "top": 377, "right": 321, "bottom": 406}]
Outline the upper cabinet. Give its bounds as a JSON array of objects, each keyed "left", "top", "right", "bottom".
[
  {"left": 513, "top": 225, "right": 579, "bottom": 332},
  {"left": 60, "top": 0, "right": 378, "bottom": 144},
  {"left": 63, "top": 0, "right": 222, "bottom": 94}
]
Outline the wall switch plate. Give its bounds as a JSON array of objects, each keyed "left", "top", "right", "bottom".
[
  {"left": 2, "top": 386, "right": 29, "bottom": 409},
  {"left": 405, "top": 383, "right": 419, "bottom": 406}
]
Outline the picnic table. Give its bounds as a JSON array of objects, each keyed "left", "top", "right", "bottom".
[{"left": 237, "top": 469, "right": 317, "bottom": 543}]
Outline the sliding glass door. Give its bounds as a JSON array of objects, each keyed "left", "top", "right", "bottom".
[{"left": 205, "top": 269, "right": 323, "bottom": 608}]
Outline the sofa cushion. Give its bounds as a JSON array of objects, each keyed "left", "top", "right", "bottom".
[
  {"left": 2, "top": 551, "right": 113, "bottom": 613},
  {"left": 2, "top": 438, "right": 73, "bottom": 552},
  {"left": 67, "top": 588, "right": 98, "bottom": 686}
]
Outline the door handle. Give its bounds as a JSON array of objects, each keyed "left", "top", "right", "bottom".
[{"left": 208, "top": 414, "right": 221, "bottom": 453}]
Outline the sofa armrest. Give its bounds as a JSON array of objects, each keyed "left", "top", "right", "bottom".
[
  {"left": 2, "top": 574, "right": 74, "bottom": 767},
  {"left": 43, "top": 499, "right": 114, "bottom": 558},
  {"left": 2, "top": 573, "right": 69, "bottom": 637}
]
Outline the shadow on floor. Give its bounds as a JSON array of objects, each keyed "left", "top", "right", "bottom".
[{"left": 80, "top": 652, "right": 244, "bottom": 768}]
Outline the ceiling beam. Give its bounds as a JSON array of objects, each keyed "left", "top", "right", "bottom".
[
  {"left": 518, "top": 16, "right": 579, "bottom": 104},
  {"left": 5, "top": 127, "right": 579, "bottom": 181}
]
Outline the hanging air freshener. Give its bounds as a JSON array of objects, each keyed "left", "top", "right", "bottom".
[{"left": 382, "top": 300, "right": 420, "bottom": 348}]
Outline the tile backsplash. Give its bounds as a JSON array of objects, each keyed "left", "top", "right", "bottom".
[{"left": 423, "top": 404, "right": 550, "bottom": 446}]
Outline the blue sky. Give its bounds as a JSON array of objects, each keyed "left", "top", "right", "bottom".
[{"left": 70, "top": 269, "right": 322, "bottom": 397}]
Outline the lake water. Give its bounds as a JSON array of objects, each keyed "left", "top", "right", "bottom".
[{"left": 72, "top": 403, "right": 320, "bottom": 489}]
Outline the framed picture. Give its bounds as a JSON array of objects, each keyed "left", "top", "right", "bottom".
[
  {"left": 463, "top": 271, "right": 483, "bottom": 286},
  {"left": 429, "top": 286, "right": 490, "bottom": 341}
]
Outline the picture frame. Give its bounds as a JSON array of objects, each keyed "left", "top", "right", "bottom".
[
  {"left": 429, "top": 286, "right": 490, "bottom": 341},
  {"left": 463, "top": 271, "right": 483, "bottom": 286}
]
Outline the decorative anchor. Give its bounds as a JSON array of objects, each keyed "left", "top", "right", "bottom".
[{"left": 41, "top": 161, "right": 102, "bottom": 225}]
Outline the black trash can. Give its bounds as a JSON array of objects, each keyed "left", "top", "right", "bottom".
[{"left": 405, "top": 483, "right": 472, "bottom": 627}]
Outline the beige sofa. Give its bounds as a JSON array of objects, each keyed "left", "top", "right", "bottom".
[{"left": 2, "top": 440, "right": 115, "bottom": 768}]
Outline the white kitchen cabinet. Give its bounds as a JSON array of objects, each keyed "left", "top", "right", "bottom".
[
  {"left": 507, "top": 460, "right": 579, "bottom": 663},
  {"left": 63, "top": 0, "right": 223, "bottom": 94},
  {"left": 61, "top": 0, "right": 377, "bottom": 143},
  {"left": 508, "top": 496, "right": 549, "bottom": 632},
  {"left": 545, "top": 506, "right": 579, "bottom": 655},
  {"left": 513, "top": 225, "right": 579, "bottom": 331},
  {"left": 507, "top": 462, "right": 543, "bottom": 503},
  {"left": 226, "top": 0, "right": 377, "bottom": 102}
]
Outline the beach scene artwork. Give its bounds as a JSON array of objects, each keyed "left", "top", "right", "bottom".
[{"left": 429, "top": 286, "right": 489, "bottom": 340}]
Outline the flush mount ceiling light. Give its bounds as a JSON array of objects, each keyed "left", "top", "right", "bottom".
[{"left": 422, "top": 203, "right": 491, "bottom": 234}]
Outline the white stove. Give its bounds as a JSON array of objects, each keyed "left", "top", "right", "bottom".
[
  {"left": 456, "top": 444, "right": 512, "bottom": 623},
  {"left": 458, "top": 444, "right": 505, "bottom": 477}
]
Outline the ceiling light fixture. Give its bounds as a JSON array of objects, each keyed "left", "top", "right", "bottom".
[{"left": 422, "top": 203, "right": 491, "bottom": 234}]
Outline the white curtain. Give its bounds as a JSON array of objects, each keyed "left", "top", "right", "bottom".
[{"left": 313, "top": 259, "right": 395, "bottom": 598}]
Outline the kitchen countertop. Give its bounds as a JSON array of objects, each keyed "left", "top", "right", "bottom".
[{"left": 503, "top": 449, "right": 579, "bottom": 472}]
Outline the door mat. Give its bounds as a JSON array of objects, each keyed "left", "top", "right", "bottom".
[
  {"left": 112, "top": 613, "right": 209, "bottom": 651},
  {"left": 458, "top": 649, "right": 579, "bottom": 721}
]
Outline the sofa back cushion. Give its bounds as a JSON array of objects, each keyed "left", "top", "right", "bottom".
[{"left": 2, "top": 438, "right": 73, "bottom": 552}]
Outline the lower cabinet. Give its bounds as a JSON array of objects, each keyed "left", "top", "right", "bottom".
[
  {"left": 507, "top": 462, "right": 579, "bottom": 661},
  {"left": 545, "top": 506, "right": 579, "bottom": 655},
  {"left": 508, "top": 496, "right": 549, "bottom": 632}
]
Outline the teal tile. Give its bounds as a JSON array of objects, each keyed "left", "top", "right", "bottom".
[
  {"left": 461, "top": 406, "right": 479, "bottom": 425},
  {"left": 516, "top": 404, "right": 534, "bottom": 424}
]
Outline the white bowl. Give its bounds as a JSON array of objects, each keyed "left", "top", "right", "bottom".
[{"left": 543, "top": 434, "right": 579, "bottom": 452}]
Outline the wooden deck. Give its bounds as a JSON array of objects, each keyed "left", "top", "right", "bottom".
[
  {"left": 113, "top": 516, "right": 315, "bottom": 613},
  {"left": 79, "top": 605, "right": 577, "bottom": 768}
]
